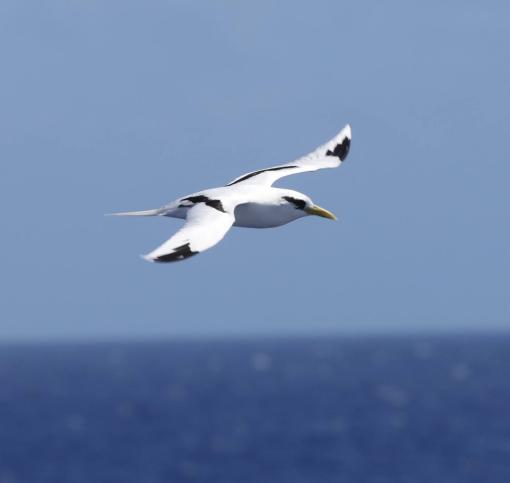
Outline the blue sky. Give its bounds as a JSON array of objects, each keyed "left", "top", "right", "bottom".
[{"left": 1, "top": 1, "right": 509, "bottom": 340}]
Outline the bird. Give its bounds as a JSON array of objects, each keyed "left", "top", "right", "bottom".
[{"left": 110, "top": 124, "right": 352, "bottom": 263}]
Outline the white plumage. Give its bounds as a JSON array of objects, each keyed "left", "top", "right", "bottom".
[{"left": 111, "top": 124, "right": 352, "bottom": 263}]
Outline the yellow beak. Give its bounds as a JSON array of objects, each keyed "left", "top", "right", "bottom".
[{"left": 304, "top": 204, "right": 337, "bottom": 220}]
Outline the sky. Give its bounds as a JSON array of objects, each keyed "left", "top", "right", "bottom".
[{"left": 1, "top": 0, "right": 509, "bottom": 340}]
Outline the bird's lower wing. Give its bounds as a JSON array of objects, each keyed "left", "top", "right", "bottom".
[
  {"left": 226, "top": 124, "right": 351, "bottom": 187},
  {"left": 143, "top": 203, "right": 235, "bottom": 263}
]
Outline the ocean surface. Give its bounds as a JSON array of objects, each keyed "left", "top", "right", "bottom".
[{"left": 0, "top": 334, "right": 509, "bottom": 483}]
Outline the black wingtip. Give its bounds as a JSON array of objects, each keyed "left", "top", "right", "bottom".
[
  {"left": 326, "top": 135, "right": 351, "bottom": 161},
  {"left": 152, "top": 243, "right": 198, "bottom": 263}
]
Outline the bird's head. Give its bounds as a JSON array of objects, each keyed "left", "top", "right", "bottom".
[{"left": 282, "top": 194, "right": 336, "bottom": 221}]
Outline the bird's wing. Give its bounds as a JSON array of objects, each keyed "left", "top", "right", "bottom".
[
  {"left": 143, "top": 202, "right": 235, "bottom": 263},
  {"left": 226, "top": 124, "right": 351, "bottom": 187}
]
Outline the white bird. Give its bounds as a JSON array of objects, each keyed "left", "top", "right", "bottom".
[{"left": 111, "top": 124, "right": 352, "bottom": 263}]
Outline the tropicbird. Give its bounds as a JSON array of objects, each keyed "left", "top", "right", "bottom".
[{"left": 111, "top": 124, "right": 352, "bottom": 262}]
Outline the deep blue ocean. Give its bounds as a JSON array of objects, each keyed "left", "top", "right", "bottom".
[{"left": 0, "top": 334, "right": 509, "bottom": 483}]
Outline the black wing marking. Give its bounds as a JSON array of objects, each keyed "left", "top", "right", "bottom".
[
  {"left": 152, "top": 243, "right": 198, "bottom": 263},
  {"left": 326, "top": 136, "right": 350, "bottom": 161},
  {"left": 180, "top": 195, "right": 226, "bottom": 213},
  {"left": 227, "top": 166, "right": 298, "bottom": 186}
]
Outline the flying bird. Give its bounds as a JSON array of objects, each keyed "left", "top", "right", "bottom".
[{"left": 111, "top": 124, "right": 352, "bottom": 263}]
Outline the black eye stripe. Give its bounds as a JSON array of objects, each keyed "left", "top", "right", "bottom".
[{"left": 283, "top": 196, "right": 306, "bottom": 210}]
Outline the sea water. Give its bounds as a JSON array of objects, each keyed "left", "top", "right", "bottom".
[{"left": 0, "top": 334, "right": 509, "bottom": 483}]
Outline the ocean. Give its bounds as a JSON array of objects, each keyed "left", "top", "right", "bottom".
[{"left": 0, "top": 334, "right": 509, "bottom": 483}]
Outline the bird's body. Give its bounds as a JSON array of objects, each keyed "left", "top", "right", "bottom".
[
  {"left": 159, "top": 186, "right": 309, "bottom": 228},
  {"left": 111, "top": 124, "right": 352, "bottom": 262}
]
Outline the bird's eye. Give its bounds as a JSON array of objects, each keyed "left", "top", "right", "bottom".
[{"left": 283, "top": 196, "right": 307, "bottom": 210}]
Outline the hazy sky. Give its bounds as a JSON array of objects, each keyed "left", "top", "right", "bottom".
[{"left": 1, "top": 1, "right": 509, "bottom": 340}]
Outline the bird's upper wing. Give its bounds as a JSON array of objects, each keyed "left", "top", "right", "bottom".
[
  {"left": 143, "top": 202, "right": 235, "bottom": 263},
  {"left": 226, "top": 124, "right": 351, "bottom": 187}
]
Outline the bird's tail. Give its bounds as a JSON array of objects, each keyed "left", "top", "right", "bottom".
[{"left": 106, "top": 208, "right": 161, "bottom": 217}]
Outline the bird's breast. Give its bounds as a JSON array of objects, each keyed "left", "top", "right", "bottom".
[{"left": 233, "top": 202, "right": 304, "bottom": 228}]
